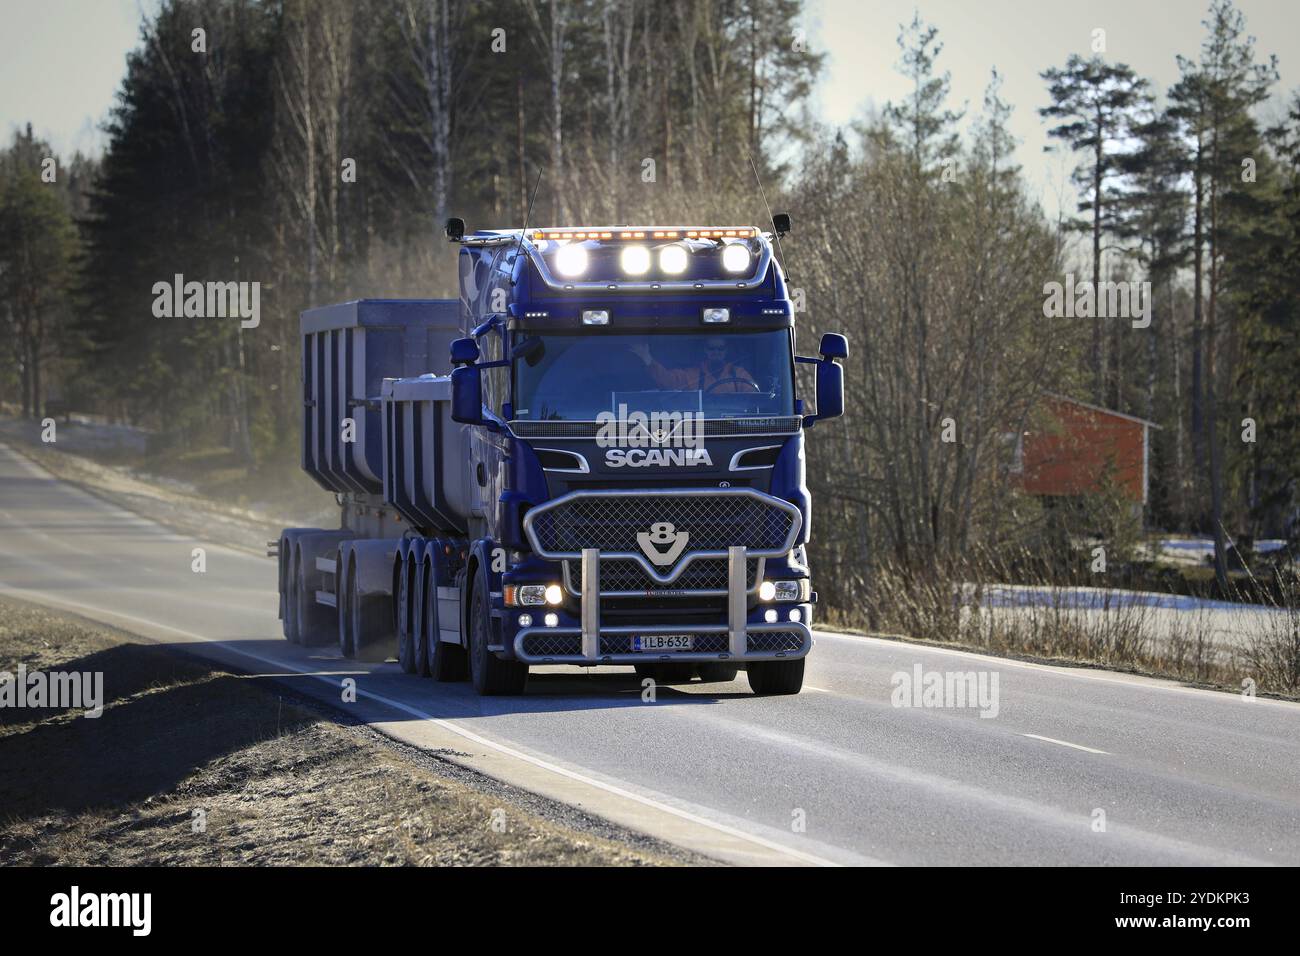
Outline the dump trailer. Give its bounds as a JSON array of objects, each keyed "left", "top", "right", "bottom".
[{"left": 276, "top": 219, "right": 847, "bottom": 696}]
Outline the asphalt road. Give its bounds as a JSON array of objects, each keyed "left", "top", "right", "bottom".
[{"left": 2, "top": 440, "right": 1299, "bottom": 866}]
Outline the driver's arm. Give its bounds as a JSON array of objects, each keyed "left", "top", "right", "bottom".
[{"left": 633, "top": 345, "right": 696, "bottom": 389}]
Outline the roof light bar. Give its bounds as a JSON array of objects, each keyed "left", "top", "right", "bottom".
[{"left": 530, "top": 226, "right": 757, "bottom": 241}]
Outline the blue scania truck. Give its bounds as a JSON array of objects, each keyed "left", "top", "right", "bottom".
[{"left": 276, "top": 218, "right": 847, "bottom": 696}]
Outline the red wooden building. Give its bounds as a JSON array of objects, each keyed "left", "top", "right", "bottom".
[{"left": 1012, "top": 394, "right": 1158, "bottom": 507}]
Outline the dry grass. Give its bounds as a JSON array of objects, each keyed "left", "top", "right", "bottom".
[{"left": 0, "top": 599, "right": 690, "bottom": 866}]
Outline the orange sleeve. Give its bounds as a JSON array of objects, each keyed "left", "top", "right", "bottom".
[{"left": 648, "top": 360, "right": 699, "bottom": 389}]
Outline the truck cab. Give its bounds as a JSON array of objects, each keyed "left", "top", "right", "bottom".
[{"left": 446, "top": 223, "right": 847, "bottom": 694}]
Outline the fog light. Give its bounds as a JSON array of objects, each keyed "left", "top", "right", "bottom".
[
  {"left": 544, "top": 584, "right": 563, "bottom": 605},
  {"left": 582, "top": 309, "right": 609, "bottom": 325},
  {"left": 702, "top": 307, "right": 730, "bottom": 324},
  {"left": 789, "top": 608, "right": 801, "bottom": 623},
  {"left": 544, "top": 613, "right": 559, "bottom": 627},
  {"left": 517, "top": 613, "right": 533, "bottom": 627},
  {"left": 764, "top": 609, "right": 778, "bottom": 623}
]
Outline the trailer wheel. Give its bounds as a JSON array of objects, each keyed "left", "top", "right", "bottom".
[
  {"left": 413, "top": 563, "right": 433, "bottom": 677},
  {"left": 424, "top": 572, "right": 468, "bottom": 682},
  {"left": 396, "top": 556, "right": 418, "bottom": 674},
  {"left": 468, "top": 565, "right": 527, "bottom": 696},
  {"left": 336, "top": 553, "right": 357, "bottom": 658},
  {"left": 697, "top": 662, "right": 740, "bottom": 683},
  {"left": 746, "top": 659, "right": 805, "bottom": 696},
  {"left": 284, "top": 548, "right": 301, "bottom": 644},
  {"left": 349, "top": 562, "right": 392, "bottom": 663},
  {"left": 295, "top": 546, "right": 335, "bottom": 647}
]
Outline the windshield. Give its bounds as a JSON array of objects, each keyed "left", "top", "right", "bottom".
[{"left": 512, "top": 330, "right": 794, "bottom": 421}]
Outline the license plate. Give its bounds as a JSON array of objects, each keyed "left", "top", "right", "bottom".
[{"left": 633, "top": 634, "right": 694, "bottom": 652}]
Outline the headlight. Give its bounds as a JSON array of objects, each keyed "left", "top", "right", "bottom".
[
  {"left": 508, "top": 584, "right": 564, "bottom": 606},
  {"left": 659, "top": 245, "right": 688, "bottom": 274},
  {"left": 721, "top": 242, "right": 751, "bottom": 273},
  {"left": 621, "top": 245, "right": 650, "bottom": 275},
  {"left": 761, "top": 580, "right": 806, "bottom": 602},
  {"left": 554, "top": 243, "right": 588, "bottom": 277}
]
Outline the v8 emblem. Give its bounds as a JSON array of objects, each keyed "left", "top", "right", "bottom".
[{"left": 637, "top": 522, "right": 689, "bottom": 566}]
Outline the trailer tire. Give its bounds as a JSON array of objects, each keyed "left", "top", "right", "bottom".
[
  {"left": 424, "top": 573, "right": 468, "bottom": 682},
  {"left": 697, "top": 662, "right": 740, "bottom": 683},
  {"left": 296, "top": 546, "right": 335, "bottom": 647},
  {"left": 413, "top": 563, "right": 433, "bottom": 677},
  {"left": 396, "top": 556, "right": 418, "bottom": 674},
  {"left": 746, "top": 659, "right": 805, "bottom": 696},
  {"left": 350, "top": 563, "right": 392, "bottom": 663},
  {"left": 468, "top": 565, "right": 527, "bottom": 696},
  {"left": 284, "top": 549, "right": 301, "bottom": 644}
]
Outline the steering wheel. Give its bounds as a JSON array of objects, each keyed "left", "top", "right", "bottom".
[{"left": 704, "top": 376, "right": 763, "bottom": 394}]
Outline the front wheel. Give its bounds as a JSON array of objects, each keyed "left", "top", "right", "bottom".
[
  {"left": 468, "top": 567, "right": 527, "bottom": 696},
  {"left": 746, "top": 659, "right": 805, "bottom": 695}
]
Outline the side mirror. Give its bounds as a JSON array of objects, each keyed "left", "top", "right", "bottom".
[
  {"left": 819, "top": 332, "right": 848, "bottom": 360},
  {"left": 445, "top": 217, "right": 466, "bottom": 241},
  {"left": 450, "top": 337, "right": 480, "bottom": 366},
  {"left": 772, "top": 212, "right": 792, "bottom": 237},
  {"left": 809, "top": 359, "right": 844, "bottom": 426},
  {"left": 450, "top": 365, "right": 483, "bottom": 424}
]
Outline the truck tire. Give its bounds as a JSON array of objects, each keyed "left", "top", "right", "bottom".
[
  {"left": 746, "top": 659, "right": 805, "bottom": 696},
  {"left": 412, "top": 564, "right": 433, "bottom": 677},
  {"left": 424, "top": 575, "right": 468, "bottom": 682},
  {"left": 634, "top": 663, "right": 695, "bottom": 684},
  {"left": 468, "top": 565, "right": 527, "bottom": 696},
  {"left": 697, "top": 662, "right": 740, "bottom": 683},
  {"left": 295, "top": 546, "right": 336, "bottom": 647},
  {"left": 349, "top": 563, "right": 392, "bottom": 663},
  {"left": 396, "top": 557, "right": 418, "bottom": 674},
  {"left": 284, "top": 550, "right": 301, "bottom": 644}
]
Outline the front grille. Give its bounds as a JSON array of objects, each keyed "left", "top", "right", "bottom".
[
  {"left": 521, "top": 633, "right": 582, "bottom": 657},
  {"left": 511, "top": 417, "right": 801, "bottom": 439},
  {"left": 746, "top": 631, "right": 806, "bottom": 653},
  {"left": 526, "top": 489, "right": 799, "bottom": 558},
  {"left": 569, "top": 557, "right": 759, "bottom": 593}
]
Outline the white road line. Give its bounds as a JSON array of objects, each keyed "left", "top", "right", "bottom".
[
  {"left": 815, "top": 628, "right": 1300, "bottom": 711},
  {"left": 0, "top": 581, "right": 842, "bottom": 868},
  {"left": 1021, "top": 733, "right": 1110, "bottom": 755}
]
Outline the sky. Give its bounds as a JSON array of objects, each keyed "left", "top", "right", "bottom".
[
  {"left": 0, "top": 0, "right": 1297, "bottom": 219},
  {"left": 804, "top": 0, "right": 1299, "bottom": 216}
]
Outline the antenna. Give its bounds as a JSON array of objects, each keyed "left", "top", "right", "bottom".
[
  {"left": 513, "top": 166, "right": 545, "bottom": 281},
  {"left": 746, "top": 150, "right": 789, "bottom": 280}
]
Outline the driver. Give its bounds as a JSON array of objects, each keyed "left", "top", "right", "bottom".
[{"left": 630, "top": 337, "right": 757, "bottom": 392}]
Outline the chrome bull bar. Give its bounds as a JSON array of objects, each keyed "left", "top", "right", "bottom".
[{"left": 513, "top": 544, "right": 813, "bottom": 664}]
